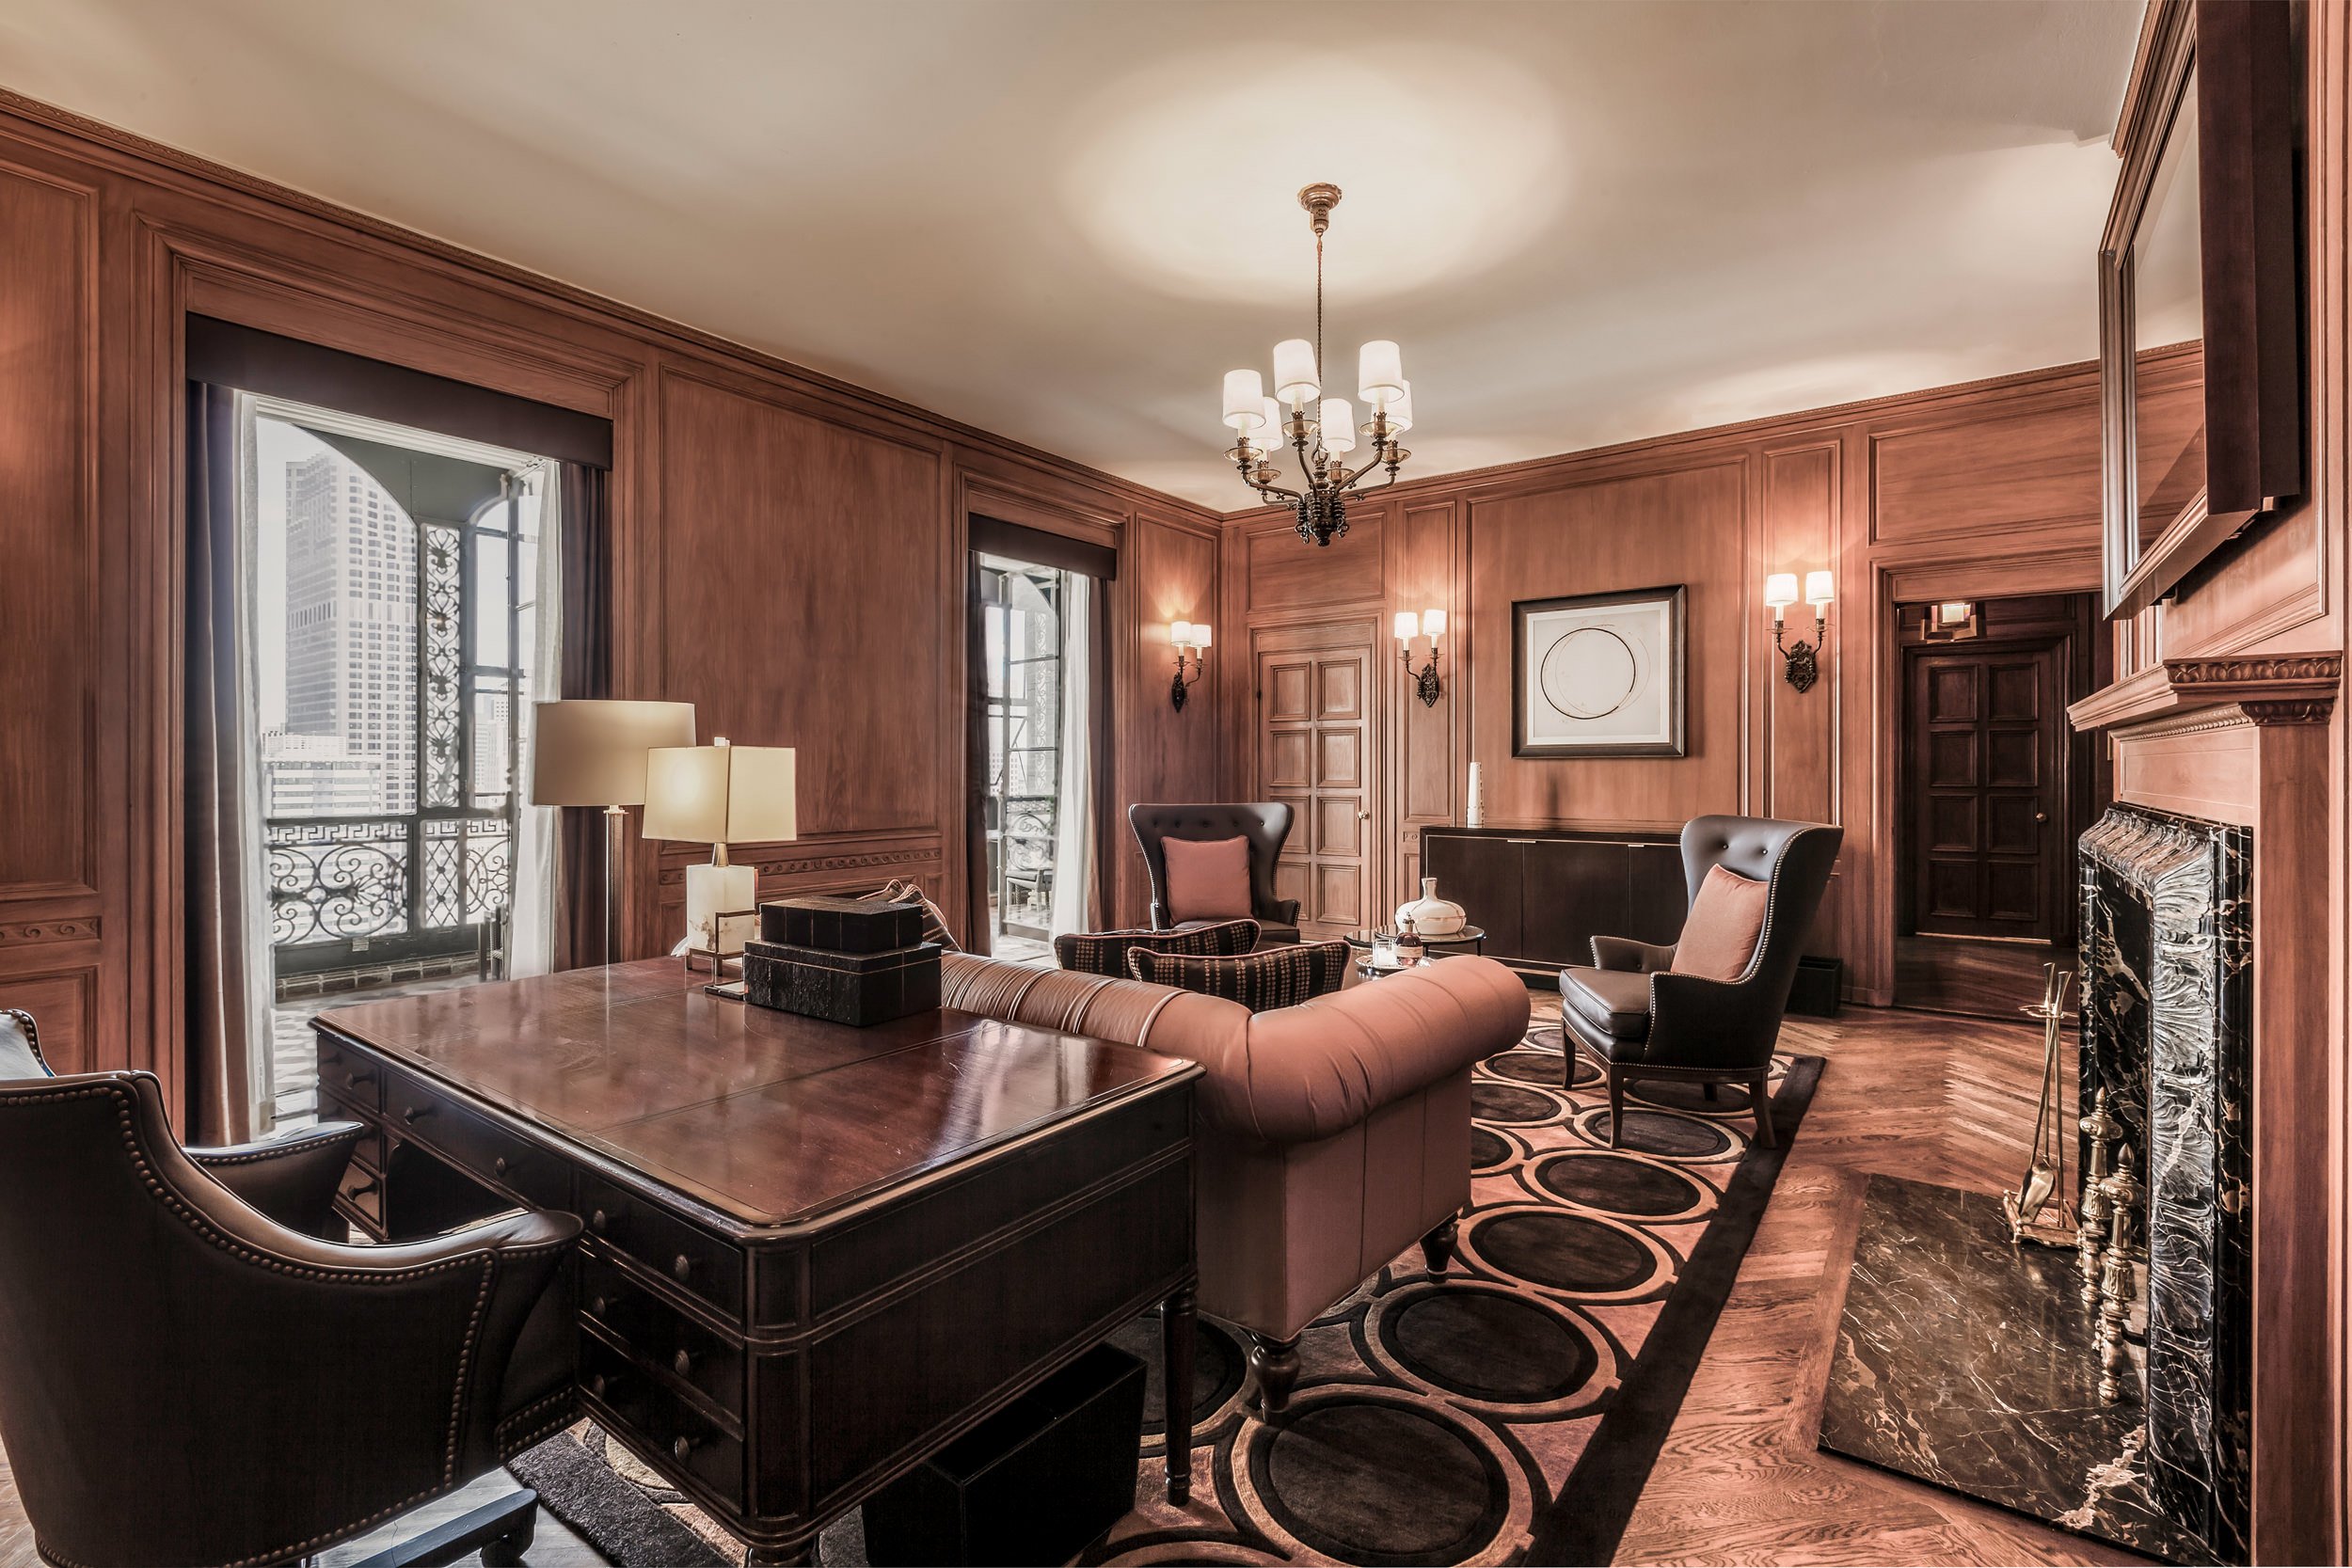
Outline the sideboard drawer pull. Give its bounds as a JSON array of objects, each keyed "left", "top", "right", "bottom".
[
  {"left": 671, "top": 1435, "right": 698, "bottom": 1464},
  {"left": 492, "top": 1155, "right": 511, "bottom": 1177},
  {"left": 671, "top": 1253, "right": 693, "bottom": 1282},
  {"left": 401, "top": 1104, "right": 434, "bottom": 1125},
  {"left": 591, "top": 1209, "right": 610, "bottom": 1234},
  {"left": 673, "top": 1348, "right": 694, "bottom": 1378}
]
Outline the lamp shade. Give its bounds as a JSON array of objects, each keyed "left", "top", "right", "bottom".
[
  {"left": 1170, "top": 621, "right": 1195, "bottom": 648},
  {"left": 1320, "top": 396, "right": 1357, "bottom": 453},
  {"left": 642, "top": 740, "right": 797, "bottom": 846},
  {"left": 1386, "top": 380, "right": 1414, "bottom": 434},
  {"left": 1259, "top": 399, "right": 1287, "bottom": 450},
  {"left": 529, "top": 700, "right": 695, "bottom": 807},
  {"left": 1422, "top": 608, "right": 1447, "bottom": 639},
  {"left": 1804, "top": 570, "right": 1835, "bottom": 607},
  {"left": 1273, "top": 339, "right": 1320, "bottom": 404},
  {"left": 1222, "top": 369, "right": 1264, "bottom": 430},
  {"left": 1764, "top": 573, "right": 1800, "bottom": 610},
  {"left": 1393, "top": 610, "right": 1421, "bottom": 641},
  {"left": 1359, "top": 341, "right": 1405, "bottom": 404}
]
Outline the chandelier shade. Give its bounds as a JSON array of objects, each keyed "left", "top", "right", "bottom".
[{"left": 1216, "top": 182, "right": 1417, "bottom": 546}]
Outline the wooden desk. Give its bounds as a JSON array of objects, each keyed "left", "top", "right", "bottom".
[{"left": 313, "top": 959, "right": 1200, "bottom": 1563}]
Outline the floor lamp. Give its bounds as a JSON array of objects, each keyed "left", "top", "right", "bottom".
[{"left": 530, "top": 700, "right": 697, "bottom": 968}]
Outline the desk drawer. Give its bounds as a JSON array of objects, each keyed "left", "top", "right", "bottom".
[
  {"left": 578, "top": 1172, "right": 743, "bottom": 1323},
  {"left": 382, "top": 1071, "right": 567, "bottom": 1211},
  {"left": 581, "top": 1334, "right": 744, "bottom": 1511},
  {"left": 335, "top": 1164, "right": 384, "bottom": 1230},
  {"left": 581, "top": 1247, "right": 745, "bottom": 1418},
  {"left": 313, "top": 1039, "right": 382, "bottom": 1114}
]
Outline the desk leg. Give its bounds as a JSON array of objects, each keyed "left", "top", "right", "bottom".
[{"left": 1162, "top": 1283, "right": 1197, "bottom": 1506}]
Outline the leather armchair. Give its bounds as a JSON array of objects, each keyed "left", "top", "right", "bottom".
[
  {"left": 0, "top": 1063, "right": 580, "bottom": 1568},
  {"left": 941, "top": 949, "right": 1530, "bottom": 1418},
  {"left": 1557, "top": 816, "right": 1841, "bottom": 1148},
  {"left": 4, "top": 1006, "right": 362, "bottom": 1240},
  {"left": 1129, "top": 802, "right": 1302, "bottom": 944}
]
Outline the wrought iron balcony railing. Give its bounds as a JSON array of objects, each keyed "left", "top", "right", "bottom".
[{"left": 265, "top": 811, "right": 512, "bottom": 975}]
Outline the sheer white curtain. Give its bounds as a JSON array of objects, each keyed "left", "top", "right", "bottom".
[
  {"left": 509, "top": 459, "right": 563, "bottom": 976},
  {"left": 1048, "top": 572, "right": 1097, "bottom": 938}
]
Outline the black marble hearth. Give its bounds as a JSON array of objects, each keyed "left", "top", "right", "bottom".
[{"left": 1819, "top": 1175, "right": 2208, "bottom": 1564}]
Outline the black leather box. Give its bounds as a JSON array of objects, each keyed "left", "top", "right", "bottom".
[
  {"left": 757, "top": 895, "right": 925, "bottom": 955},
  {"left": 863, "top": 1342, "right": 1148, "bottom": 1567},
  {"left": 1788, "top": 954, "right": 1843, "bottom": 1018},
  {"left": 742, "top": 939, "right": 941, "bottom": 1026}
]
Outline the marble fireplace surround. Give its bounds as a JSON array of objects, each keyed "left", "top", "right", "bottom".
[
  {"left": 2079, "top": 802, "right": 2252, "bottom": 1562},
  {"left": 2066, "top": 653, "right": 2341, "bottom": 1562}
]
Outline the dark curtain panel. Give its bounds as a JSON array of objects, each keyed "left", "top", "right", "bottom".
[
  {"left": 964, "top": 552, "right": 993, "bottom": 955},
  {"left": 555, "top": 462, "right": 613, "bottom": 971},
  {"left": 184, "top": 384, "right": 262, "bottom": 1143}
]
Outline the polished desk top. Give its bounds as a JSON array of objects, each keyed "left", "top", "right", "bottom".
[{"left": 316, "top": 958, "right": 1199, "bottom": 1232}]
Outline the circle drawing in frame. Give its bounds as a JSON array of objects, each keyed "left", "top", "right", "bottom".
[{"left": 1539, "top": 625, "right": 1642, "bottom": 721}]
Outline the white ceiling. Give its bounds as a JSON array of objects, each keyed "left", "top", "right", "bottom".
[{"left": 0, "top": 0, "right": 2143, "bottom": 509}]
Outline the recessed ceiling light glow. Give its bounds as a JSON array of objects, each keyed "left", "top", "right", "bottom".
[{"left": 1063, "top": 48, "right": 1566, "bottom": 304}]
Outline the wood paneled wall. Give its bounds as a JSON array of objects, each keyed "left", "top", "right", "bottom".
[
  {"left": 0, "top": 89, "right": 1219, "bottom": 1119},
  {"left": 1221, "top": 359, "right": 2170, "bottom": 1003}
]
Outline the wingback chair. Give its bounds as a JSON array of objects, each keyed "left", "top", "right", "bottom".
[
  {"left": 0, "top": 1019, "right": 581, "bottom": 1568},
  {"left": 1556, "top": 816, "right": 1841, "bottom": 1148},
  {"left": 1129, "top": 802, "right": 1301, "bottom": 945}
]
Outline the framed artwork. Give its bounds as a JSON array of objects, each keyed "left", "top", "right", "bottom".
[{"left": 1512, "top": 585, "right": 1687, "bottom": 758}]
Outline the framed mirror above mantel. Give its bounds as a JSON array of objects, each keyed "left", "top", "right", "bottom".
[{"left": 2100, "top": 0, "right": 2300, "bottom": 621}]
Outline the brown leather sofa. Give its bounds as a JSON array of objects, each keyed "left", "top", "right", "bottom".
[{"left": 942, "top": 948, "right": 1530, "bottom": 1415}]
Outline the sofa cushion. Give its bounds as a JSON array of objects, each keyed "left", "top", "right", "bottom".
[
  {"left": 1561, "top": 965, "right": 1652, "bottom": 1043},
  {"left": 1053, "top": 918, "right": 1260, "bottom": 978},
  {"left": 1126, "top": 942, "right": 1349, "bottom": 1012},
  {"left": 1162, "top": 835, "right": 1254, "bottom": 922},
  {"left": 1670, "top": 863, "right": 1770, "bottom": 981}
]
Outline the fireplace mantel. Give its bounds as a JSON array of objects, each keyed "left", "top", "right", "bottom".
[{"left": 2065, "top": 649, "right": 2339, "bottom": 1563}]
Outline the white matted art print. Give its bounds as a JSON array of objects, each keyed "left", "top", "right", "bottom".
[{"left": 1512, "top": 585, "right": 1687, "bottom": 757}]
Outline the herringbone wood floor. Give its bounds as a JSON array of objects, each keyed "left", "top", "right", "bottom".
[{"left": 0, "top": 1002, "right": 2141, "bottom": 1567}]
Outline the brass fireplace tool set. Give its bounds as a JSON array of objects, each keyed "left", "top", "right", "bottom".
[{"left": 2003, "top": 963, "right": 2143, "bottom": 1402}]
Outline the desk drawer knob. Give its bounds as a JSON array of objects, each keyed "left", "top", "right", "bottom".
[
  {"left": 589, "top": 1295, "right": 610, "bottom": 1318},
  {"left": 588, "top": 1373, "right": 607, "bottom": 1399},
  {"left": 492, "top": 1156, "right": 511, "bottom": 1177},
  {"left": 671, "top": 1254, "right": 693, "bottom": 1282},
  {"left": 672, "top": 1435, "right": 699, "bottom": 1464},
  {"left": 673, "top": 1348, "right": 694, "bottom": 1378},
  {"left": 343, "top": 1179, "right": 377, "bottom": 1198},
  {"left": 401, "top": 1104, "right": 434, "bottom": 1125},
  {"left": 345, "top": 1069, "right": 374, "bottom": 1088},
  {"left": 590, "top": 1209, "right": 609, "bottom": 1234}
]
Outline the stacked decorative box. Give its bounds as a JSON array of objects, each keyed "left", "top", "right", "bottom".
[{"left": 742, "top": 895, "right": 941, "bottom": 1026}]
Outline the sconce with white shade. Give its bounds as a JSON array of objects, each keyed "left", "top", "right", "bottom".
[
  {"left": 642, "top": 738, "right": 797, "bottom": 971},
  {"left": 1394, "top": 608, "right": 1447, "bottom": 707},
  {"left": 1766, "top": 570, "right": 1834, "bottom": 692},
  {"left": 529, "top": 698, "right": 696, "bottom": 968},
  {"left": 1169, "top": 621, "right": 1211, "bottom": 711}
]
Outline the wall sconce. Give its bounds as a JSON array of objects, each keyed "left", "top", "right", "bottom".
[
  {"left": 1394, "top": 609, "right": 1446, "bottom": 707},
  {"left": 1922, "top": 600, "right": 1980, "bottom": 642},
  {"left": 1766, "top": 571, "right": 1833, "bottom": 693},
  {"left": 1169, "top": 620, "right": 1210, "bottom": 710}
]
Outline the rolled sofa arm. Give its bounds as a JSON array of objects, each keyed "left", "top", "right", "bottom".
[{"left": 1187, "top": 957, "right": 1530, "bottom": 1145}]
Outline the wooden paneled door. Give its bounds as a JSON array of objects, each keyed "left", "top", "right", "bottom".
[
  {"left": 1257, "top": 635, "right": 1379, "bottom": 939},
  {"left": 1903, "top": 642, "right": 2069, "bottom": 940}
]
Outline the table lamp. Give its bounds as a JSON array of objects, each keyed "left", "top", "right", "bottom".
[
  {"left": 530, "top": 699, "right": 697, "bottom": 968},
  {"left": 642, "top": 737, "right": 797, "bottom": 969}
]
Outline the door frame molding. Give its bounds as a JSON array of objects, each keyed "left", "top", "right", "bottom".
[{"left": 1248, "top": 616, "right": 1385, "bottom": 937}]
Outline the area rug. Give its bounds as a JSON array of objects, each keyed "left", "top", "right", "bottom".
[{"left": 516, "top": 1015, "right": 1821, "bottom": 1566}]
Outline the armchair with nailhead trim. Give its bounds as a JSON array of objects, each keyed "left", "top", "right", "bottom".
[{"left": 0, "top": 1007, "right": 582, "bottom": 1568}]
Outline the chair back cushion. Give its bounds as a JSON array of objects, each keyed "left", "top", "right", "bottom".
[
  {"left": 0, "top": 1009, "right": 49, "bottom": 1080},
  {"left": 1053, "top": 918, "right": 1260, "bottom": 977},
  {"left": 1126, "top": 941, "right": 1350, "bottom": 1011},
  {"left": 1161, "top": 834, "right": 1253, "bottom": 922},
  {"left": 1670, "top": 863, "right": 1772, "bottom": 981}
]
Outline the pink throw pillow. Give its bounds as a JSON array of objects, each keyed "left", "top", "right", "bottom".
[
  {"left": 1670, "top": 863, "right": 1770, "bottom": 981},
  {"left": 1163, "top": 835, "right": 1254, "bottom": 923}
]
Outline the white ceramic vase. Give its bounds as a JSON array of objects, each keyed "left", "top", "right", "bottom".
[{"left": 1395, "top": 877, "right": 1467, "bottom": 938}]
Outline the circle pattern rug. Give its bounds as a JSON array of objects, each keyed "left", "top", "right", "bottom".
[{"left": 514, "top": 1006, "right": 1818, "bottom": 1568}]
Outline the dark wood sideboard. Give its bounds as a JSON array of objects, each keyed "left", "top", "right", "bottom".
[
  {"left": 1421, "top": 827, "right": 1687, "bottom": 975},
  {"left": 311, "top": 961, "right": 1200, "bottom": 1564}
]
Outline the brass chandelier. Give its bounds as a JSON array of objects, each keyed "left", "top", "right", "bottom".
[{"left": 1218, "top": 183, "right": 1414, "bottom": 546}]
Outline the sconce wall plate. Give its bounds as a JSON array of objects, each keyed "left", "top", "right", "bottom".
[{"left": 1775, "top": 627, "right": 1821, "bottom": 693}]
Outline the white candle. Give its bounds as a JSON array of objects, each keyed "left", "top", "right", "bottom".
[{"left": 1467, "top": 761, "right": 1485, "bottom": 828}]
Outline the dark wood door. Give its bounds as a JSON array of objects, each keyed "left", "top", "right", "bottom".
[
  {"left": 1258, "top": 642, "right": 1377, "bottom": 938},
  {"left": 1905, "top": 643, "right": 2068, "bottom": 939}
]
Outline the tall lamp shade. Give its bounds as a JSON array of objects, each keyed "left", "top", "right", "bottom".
[
  {"left": 528, "top": 700, "right": 695, "bottom": 969},
  {"left": 643, "top": 739, "right": 797, "bottom": 958}
]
